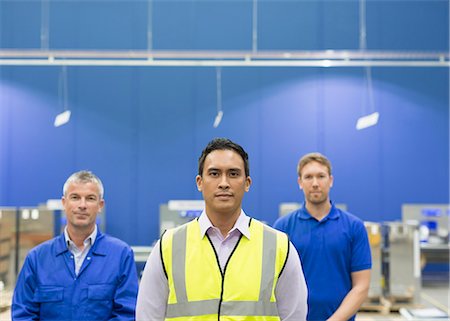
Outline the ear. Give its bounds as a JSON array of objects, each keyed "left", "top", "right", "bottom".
[
  {"left": 329, "top": 175, "right": 334, "bottom": 188},
  {"left": 297, "top": 176, "right": 304, "bottom": 190},
  {"left": 245, "top": 176, "right": 252, "bottom": 192},
  {"left": 61, "top": 196, "right": 66, "bottom": 207},
  {"left": 196, "top": 175, "right": 202, "bottom": 192},
  {"left": 98, "top": 199, "right": 105, "bottom": 212}
]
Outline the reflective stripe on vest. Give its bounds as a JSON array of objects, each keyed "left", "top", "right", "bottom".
[{"left": 163, "top": 219, "right": 288, "bottom": 320}]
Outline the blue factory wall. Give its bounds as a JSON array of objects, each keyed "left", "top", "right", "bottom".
[{"left": 0, "top": 1, "right": 448, "bottom": 246}]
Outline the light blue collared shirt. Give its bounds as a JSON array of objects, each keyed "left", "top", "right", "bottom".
[{"left": 64, "top": 225, "right": 97, "bottom": 275}]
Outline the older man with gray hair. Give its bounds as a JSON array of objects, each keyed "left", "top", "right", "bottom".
[{"left": 12, "top": 170, "right": 138, "bottom": 321}]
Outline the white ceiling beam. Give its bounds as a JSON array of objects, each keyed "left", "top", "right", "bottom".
[{"left": 0, "top": 50, "right": 448, "bottom": 67}]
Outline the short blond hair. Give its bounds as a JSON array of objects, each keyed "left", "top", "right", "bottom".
[{"left": 297, "top": 152, "right": 332, "bottom": 178}]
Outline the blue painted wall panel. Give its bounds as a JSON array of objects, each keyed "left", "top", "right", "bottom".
[{"left": 0, "top": 1, "right": 448, "bottom": 245}]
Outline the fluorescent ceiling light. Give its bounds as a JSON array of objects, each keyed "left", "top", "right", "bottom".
[
  {"left": 213, "top": 110, "right": 223, "bottom": 128},
  {"left": 54, "top": 110, "right": 71, "bottom": 127},
  {"left": 321, "top": 60, "right": 332, "bottom": 67},
  {"left": 356, "top": 112, "right": 379, "bottom": 130}
]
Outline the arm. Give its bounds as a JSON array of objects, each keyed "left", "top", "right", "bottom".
[
  {"left": 111, "top": 247, "right": 139, "bottom": 321},
  {"left": 11, "top": 255, "right": 40, "bottom": 321},
  {"left": 275, "top": 242, "right": 308, "bottom": 321},
  {"left": 136, "top": 240, "right": 169, "bottom": 321},
  {"left": 326, "top": 269, "right": 370, "bottom": 321}
]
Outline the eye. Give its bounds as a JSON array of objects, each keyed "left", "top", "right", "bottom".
[
  {"left": 70, "top": 195, "right": 80, "bottom": 201},
  {"left": 229, "top": 170, "right": 240, "bottom": 177},
  {"left": 87, "top": 196, "right": 97, "bottom": 201},
  {"left": 209, "top": 170, "right": 219, "bottom": 177}
]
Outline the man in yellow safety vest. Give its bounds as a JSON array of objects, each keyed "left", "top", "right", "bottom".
[{"left": 136, "top": 138, "right": 308, "bottom": 321}]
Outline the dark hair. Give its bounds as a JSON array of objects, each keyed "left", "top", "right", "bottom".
[{"left": 198, "top": 138, "right": 250, "bottom": 177}]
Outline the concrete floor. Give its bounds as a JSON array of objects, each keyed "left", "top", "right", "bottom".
[{"left": 1, "top": 284, "right": 449, "bottom": 321}]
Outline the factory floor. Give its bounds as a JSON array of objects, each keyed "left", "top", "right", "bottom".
[
  {"left": 1, "top": 283, "right": 448, "bottom": 321},
  {"left": 356, "top": 283, "right": 449, "bottom": 321}
]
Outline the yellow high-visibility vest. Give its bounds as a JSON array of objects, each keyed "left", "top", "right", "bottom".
[{"left": 160, "top": 217, "right": 289, "bottom": 321}]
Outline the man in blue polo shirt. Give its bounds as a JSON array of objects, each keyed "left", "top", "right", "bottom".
[{"left": 273, "top": 153, "right": 371, "bottom": 321}]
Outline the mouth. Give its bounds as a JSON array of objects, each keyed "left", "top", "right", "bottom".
[
  {"left": 74, "top": 213, "right": 89, "bottom": 217},
  {"left": 215, "top": 193, "right": 233, "bottom": 199}
]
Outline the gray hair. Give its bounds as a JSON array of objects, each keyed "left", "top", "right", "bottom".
[{"left": 63, "top": 170, "right": 104, "bottom": 199}]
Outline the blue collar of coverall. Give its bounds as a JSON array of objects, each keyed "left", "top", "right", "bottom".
[{"left": 54, "top": 227, "right": 106, "bottom": 257}]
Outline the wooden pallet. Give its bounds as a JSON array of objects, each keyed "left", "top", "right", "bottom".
[
  {"left": 360, "top": 294, "right": 422, "bottom": 314},
  {"left": 359, "top": 304, "right": 391, "bottom": 314},
  {"left": 359, "top": 296, "right": 391, "bottom": 314},
  {"left": 385, "top": 293, "right": 417, "bottom": 311},
  {"left": 386, "top": 293, "right": 414, "bottom": 303}
]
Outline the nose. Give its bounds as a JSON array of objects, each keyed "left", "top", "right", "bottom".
[
  {"left": 312, "top": 177, "right": 319, "bottom": 186},
  {"left": 78, "top": 198, "right": 87, "bottom": 208},
  {"left": 218, "top": 174, "right": 230, "bottom": 189}
]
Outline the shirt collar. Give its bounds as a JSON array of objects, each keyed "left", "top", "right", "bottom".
[
  {"left": 64, "top": 225, "right": 97, "bottom": 249},
  {"left": 298, "top": 201, "right": 340, "bottom": 221},
  {"left": 198, "top": 210, "right": 251, "bottom": 240}
]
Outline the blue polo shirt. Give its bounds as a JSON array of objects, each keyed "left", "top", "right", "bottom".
[{"left": 273, "top": 203, "right": 371, "bottom": 321}]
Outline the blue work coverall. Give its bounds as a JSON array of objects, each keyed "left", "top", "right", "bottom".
[{"left": 12, "top": 230, "right": 138, "bottom": 321}]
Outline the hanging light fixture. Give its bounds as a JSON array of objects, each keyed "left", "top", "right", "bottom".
[
  {"left": 213, "top": 67, "right": 223, "bottom": 128},
  {"left": 54, "top": 65, "right": 71, "bottom": 127},
  {"left": 356, "top": 111, "right": 379, "bottom": 130},
  {"left": 54, "top": 110, "right": 71, "bottom": 127},
  {"left": 355, "top": 0, "right": 379, "bottom": 130}
]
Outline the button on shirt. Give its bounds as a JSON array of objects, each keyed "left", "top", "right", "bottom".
[
  {"left": 136, "top": 210, "right": 308, "bottom": 321},
  {"left": 64, "top": 225, "right": 97, "bottom": 275}
]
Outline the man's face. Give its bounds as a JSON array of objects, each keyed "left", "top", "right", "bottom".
[
  {"left": 62, "top": 181, "right": 104, "bottom": 231},
  {"left": 196, "top": 149, "right": 251, "bottom": 217},
  {"left": 299, "top": 161, "right": 333, "bottom": 205}
]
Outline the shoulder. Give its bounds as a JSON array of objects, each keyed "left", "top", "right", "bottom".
[
  {"left": 337, "top": 209, "right": 365, "bottom": 226},
  {"left": 162, "top": 220, "right": 193, "bottom": 238},
  {"left": 160, "top": 221, "right": 195, "bottom": 249},
  {"left": 28, "top": 236, "right": 59, "bottom": 255},
  {"left": 97, "top": 233, "right": 133, "bottom": 252},
  {"left": 336, "top": 209, "right": 368, "bottom": 238},
  {"left": 253, "top": 219, "right": 289, "bottom": 243},
  {"left": 22, "top": 236, "right": 60, "bottom": 268},
  {"left": 273, "top": 209, "right": 300, "bottom": 231}
]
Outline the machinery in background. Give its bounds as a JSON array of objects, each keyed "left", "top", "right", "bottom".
[
  {"left": 0, "top": 208, "right": 16, "bottom": 309},
  {"left": 364, "top": 221, "right": 421, "bottom": 312},
  {"left": 159, "top": 200, "right": 204, "bottom": 236},
  {"left": 381, "top": 222, "right": 421, "bottom": 302},
  {"left": 130, "top": 200, "right": 205, "bottom": 280},
  {"left": 402, "top": 204, "right": 449, "bottom": 284},
  {"left": 402, "top": 204, "right": 449, "bottom": 245},
  {"left": 365, "top": 222, "right": 383, "bottom": 298},
  {"left": 0, "top": 207, "right": 55, "bottom": 298},
  {"left": 131, "top": 245, "right": 153, "bottom": 280}
]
